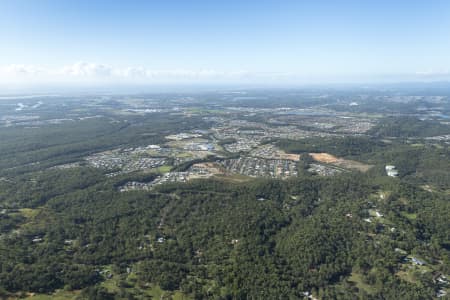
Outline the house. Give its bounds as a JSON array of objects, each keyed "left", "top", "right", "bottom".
[
  {"left": 387, "top": 169, "right": 399, "bottom": 177},
  {"left": 437, "top": 276, "right": 448, "bottom": 284},
  {"left": 433, "top": 274, "right": 449, "bottom": 284},
  {"left": 411, "top": 257, "right": 425, "bottom": 265},
  {"left": 437, "top": 289, "right": 447, "bottom": 298},
  {"left": 385, "top": 165, "right": 399, "bottom": 177},
  {"left": 32, "top": 237, "right": 43, "bottom": 243}
]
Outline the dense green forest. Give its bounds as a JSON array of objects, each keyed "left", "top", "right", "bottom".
[
  {"left": 0, "top": 96, "right": 449, "bottom": 299},
  {"left": 0, "top": 171, "right": 448, "bottom": 299}
]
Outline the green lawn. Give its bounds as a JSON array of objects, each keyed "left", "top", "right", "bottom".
[
  {"left": 347, "top": 271, "right": 377, "bottom": 295},
  {"left": 19, "top": 208, "right": 41, "bottom": 218},
  {"left": 156, "top": 165, "right": 172, "bottom": 173},
  {"left": 99, "top": 265, "right": 190, "bottom": 300},
  {"left": 402, "top": 212, "right": 417, "bottom": 220}
]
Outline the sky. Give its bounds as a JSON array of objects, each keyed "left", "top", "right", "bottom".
[{"left": 1, "top": 0, "right": 450, "bottom": 89}]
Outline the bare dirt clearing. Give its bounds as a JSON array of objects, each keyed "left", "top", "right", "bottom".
[{"left": 309, "top": 152, "right": 373, "bottom": 172}]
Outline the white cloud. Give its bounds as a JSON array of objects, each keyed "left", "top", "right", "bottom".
[
  {"left": 415, "top": 69, "right": 450, "bottom": 76},
  {"left": 60, "top": 62, "right": 114, "bottom": 77},
  {"left": 4, "top": 62, "right": 447, "bottom": 87},
  {"left": 1, "top": 64, "right": 44, "bottom": 76},
  {"left": 0, "top": 62, "right": 259, "bottom": 85}
]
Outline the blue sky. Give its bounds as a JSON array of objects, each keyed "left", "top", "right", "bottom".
[{"left": 1, "top": 0, "right": 450, "bottom": 86}]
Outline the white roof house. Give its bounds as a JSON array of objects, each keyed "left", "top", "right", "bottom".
[{"left": 385, "top": 165, "right": 399, "bottom": 177}]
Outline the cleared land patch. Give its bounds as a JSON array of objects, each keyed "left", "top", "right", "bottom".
[{"left": 309, "top": 152, "right": 373, "bottom": 172}]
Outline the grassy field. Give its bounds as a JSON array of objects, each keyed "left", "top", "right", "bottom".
[
  {"left": 347, "top": 271, "right": 377, "bottom": 295},
  {"left": 396, "top": 270, "right": 418, "bottom": 284},
  {"left": 156, "top": 165, "right": 172, "bottom": 173},
  {"left": 97, "top": 264, "right": 190, "bottom": 300},
  {"left": 19, "top": 208, "right": 41, "bottom": 218},
  {"left": 215, "top": 173, "right": 252, "bottom": 183},
  {"left": 401, "top": 212, "right": 418, "bottom": 220}
]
